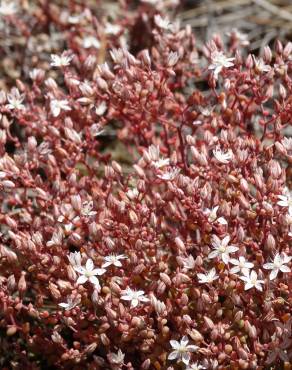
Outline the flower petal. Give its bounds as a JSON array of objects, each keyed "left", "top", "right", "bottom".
[
  {"left": 86, "top": 258, "right": 94, "bottom": 271},
  {"left": 263, "top": 263, "right": 274, "bottom": 270},
  {"left": 182, "top": 352, "right": 190, "bottom": 365},
  {"left": 280, "top": 265, "right": 290, "bottom": 273},
  {"left": 168, "top": 350, "right": 179, "bottom": 360},
  {"left": 89, "top": 276, "right": 100, "bottom": 286},
  {"left": 269, "top": 269, "right": 279, "bottom": 280},
  {"left": 230, "top": 266, "right": 240, "bottom": 274},
  {"left": 170, "top": 340, "right": 179, "bottom": 349},
  {"left": 208, "top": 251, "right": 218, "bottom": 259},
  {"left": 131, "top": 299, "right": 139, "bottom": 308},
  {"left": 244, "top": 282, "right": 253, "bottom": 290},
  {"left": 187, "top": 345, "right": 198, "bottom": 352},
  {"left": 76, "top": 275, "right": 88, "bottom": 285}
]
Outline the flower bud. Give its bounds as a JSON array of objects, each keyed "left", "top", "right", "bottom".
[
  {"left": 265, "top": 234, "right": 275, "bottom": 251},
  {"left": 18, "top": 272, "right": 27, "bottom": 295},
  {"left": 263, "top": 46, "right": 272, "bottom": 63}
]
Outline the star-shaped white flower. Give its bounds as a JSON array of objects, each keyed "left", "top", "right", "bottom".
[
  {"left": 282, "top": 137, "right": 292, "bottom": 151},
  {"left": 213, "top": 147, "right": 233, "bottom": 164},
  {"left": 102, "top": 254, "right": 127, "bottom": 268},
  {"left": 197, "top": 268, "right": 219, "bottom": 284},
  {"left": 157, "top": 167, "right": 180, "bottom": 181},
  {"left": 82, "top": 36, "right": 100, "bottom": 49},
  {"left": 6, "top": 88, "right": 25, "bottom": 110},
  {"left": 68, "top": 251, "right": 82, "bottom": 267},
  {"left": 204, "top": 206, "right": 227, "bottom": 225},
  {"left": 107, "top": 349, "right": 125, "bottom": 366},
  {"left": 74, "top": 258, "right": 106, "bottom": 287},
  {"left": 253, "top": 57, "right": 271, "bottom": 73},
  {"left": 0, "top": 0, "right": 18, "bottom": 16},
  {"left": 263, "top": 253, "right": 291, "bottom": 280},
  {"left": 179, "top": 255, "right": 195, "bottom": 270},
  {"left": 104, "top": 23, "right": 121, "bottom": 35},
  {"left": 58, "top": 296, "right": 80, "bottom": 310},
  {"left": 208, "top": 51, "right": 235, "bottom": 79},
  {"left": 226, "top": 29, "right": 249, "bottom": 46},
  {"left": 208, "top": 235, "right": 238, "bottom": 264},
  {"left": 168, "top": 336, "right": 198, "bottom": 365},
  {"left": 95, "top": 101, "right": 107, "bottom": 116},
  {"left": 154, "top": 15, "right": 172, "bottom": 30},
  {"left": 240, "top": 270, "right": 264, "bottom": 291},
  {"left": 186, "top": 362, "right": 206, "bottom": 370},
  {"left": 277, "top": 188, "right": 292, "bottom": 215},
  {"left": 120, "top": 287, "right": 149, "bottom": 308},
  {"left": 50, "top": 53, "right": 73, "bottom": 67},
  {"left": 81, "top": 200, "right": 97, "bottom": 217},
  {"left": 126, "top": 188, "right": 139, "bottom": 200},
  {"left": 229, "top": 256, "right": 254, "bottom": 274},
  {"left": 50, "top": 99, "right": 71, "bottom": 117},
  {"left": 89, "top": 123, "right": 105, "bottom": 138},
  {"left": 153, "top": 158, "right": 170, "bottom": 169}
]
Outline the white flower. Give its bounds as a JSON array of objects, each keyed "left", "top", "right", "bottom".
[
  {"left": 208, "top": 235, "right": 238, "bottom": 264},
  {"left": 81, "top": 200, "right": 97, "bottom": 217},
  {"left": 263, "top": 253, "right": 291, "bottom": 280},
  {"left": 277, "top": 188, "right": 292, "bottom": 215},
  {"left": 167, "top": 51, "right": 179, "bottom": 67},
  {"left": 157, "top": 167, "right": 180, "bottom": 181},
  {"left": 107, "top": 349, "right": 125, "bottom": 365},
  {"left": 50, "top": 99, "right": 71, "bottom": 117},
  {"left": 208, "top": 51, "right": 235, "bottom": 79},
  {"left": 46, "top": 228, "right": 63, "bottom": 247},
  {"left": 253, "top": 57, "right": 271, "bottom": 73},
  {"left": 197, "top": 268, "right": 219, "bottom": 284},
  {"left": 110, "top": 48, "right": 124, "bottom": 64},
  {"left": 153, "top": 158, "right": 170, "bottom": 169},
  {"left": 6, "top": 88, "right": 25, "bottom": 110},
  {"left": 90, "top": 123, "right": 105, "bottom": 137},
  {"left": 282, "top": 137, "right": 292, "bottom": 151},
  {"left": 186, "top": 362, "right": 206, "bottom": 370},
  {"left": 68, "top": 13, "right": 84, "bottom": 24},
  {"left": 120, "top": 287, "right": 149, "bottom": 308},
  {"left": 104, "top": 23, "right": 121, "bottom": 35},
  {"left": 102, "top": 254, "right": 127, "bottom": 268},
  {"left": 213, "top": 147, "right": 233, "bottom": 164},
  {"left": 68, "top": 251, "right": 82, "bottom": 267},
  {"left": 58, "top": 296, "right": 80, "bottom": 310},
  {"left": 179, "top": 255, "right": 195, "bottom": 270},
  {"left": 50, "top": 53, "right": 73, "bottom": 67},
  {"left": 126, "top": 188, "right": 139, "bottom": 200},
  {"left": 154, "top": 15, "right": 172, "bottom": 30},
  {"left": 226, "top": 29, "right": 249, "bottom": 46},
  {"left": 29, "top": 68, "right": 43, "bottom": 81},
  {"left": 141, "top": 0, "right": 160, "bottom": 4},
  {"left": 0, "top": 0, "right": 17, "bottom": 16},
  {"left": 82, "top": 36, "right": 100, "bottom": 49},
  {"left": 204, "top": 206, "right": 227, "bottom": 225},
  {"left": 74, "top": 258, "right": 106, "bottom": 287},
  {"left": 168, "top": 336, "right": 198, "bottom": 365},
  {"left": 240, "top": 270, "right": 265, "bottom": 291},
  {"left": 95, "top": 101, "right": 107, "bottom": 116},
  {"left": 149, "top": 294, "right": 167, "bottom": 315},
  {"left": 229, "top": 256, "right": 254, "bottom": 274}
]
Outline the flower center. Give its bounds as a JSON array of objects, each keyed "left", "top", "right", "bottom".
[{"left": 219, "top": 245, "right": 226, "bottom": 253}]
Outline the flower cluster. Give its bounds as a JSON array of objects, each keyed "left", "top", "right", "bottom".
[{"left": 0, "top": 1, "right": 291, "bottom": 369}]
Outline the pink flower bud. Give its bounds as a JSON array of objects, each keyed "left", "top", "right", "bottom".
[
  {"left": 159, "top": 272, "right": 171, "bottom": 286},
  {"left": 18, "top": 272, "right": 27, "bottom": 295},
  {"left": 245, "top": 54, "right": 254, "bottom": 68},
  {"left": 263, "top": 46, "right": 272, "bottom": 63}
]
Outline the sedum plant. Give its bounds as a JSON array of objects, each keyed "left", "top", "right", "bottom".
[{"left": 0, "top": 1, "right": 291, "bottom": 369}]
